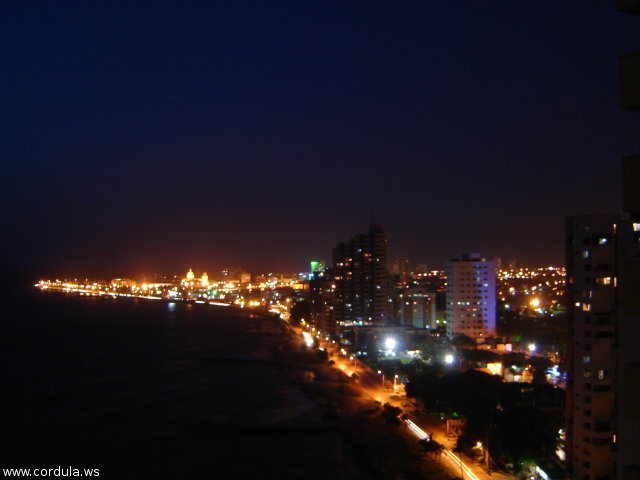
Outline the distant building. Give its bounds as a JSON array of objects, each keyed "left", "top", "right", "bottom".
[
  {"left": 310, "top": 260, "right": 325, "bottom": 274},
  {"left": 398, "top": 287, "right": 436, "bottom": 329},
  {"left": 181, "top": 269, "right": 209, "bottom": 289},
  {"left": 332, "top": 224, "right": 389, "bottom": 327},
  {"left": 308, "top": 268, "right": 336, "bottom": 334},
  {"left": 390, "top": 259, "right": 412, "bottom": 288},
  {"left": 445, "top": 253, "right": 496, "bottom": 341},
  {"left": 110, "top": 278, "right": 136, "bottom": 288}
]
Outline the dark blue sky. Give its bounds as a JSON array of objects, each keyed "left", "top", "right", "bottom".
[{"left": 2, "top": 1, "right": 639, "bottom": 277}]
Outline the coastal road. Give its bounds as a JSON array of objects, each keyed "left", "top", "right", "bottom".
[{"left": 302, "top": 328, "right": 515, "bottom": 480}]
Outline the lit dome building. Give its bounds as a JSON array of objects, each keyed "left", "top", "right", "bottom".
[
  {"left": 181, "top": 269, "right": 209, "bottom": 289},
  {"left": 182, "top": 268, "right": 196, "bottom": 287}
]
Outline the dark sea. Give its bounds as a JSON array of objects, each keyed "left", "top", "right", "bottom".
[{"left": 1, "top": 289, "right": 364, "bottom": 479}]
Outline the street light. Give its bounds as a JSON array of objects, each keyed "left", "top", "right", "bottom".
[
  {"left": 445, "top": 354, "right": 455, "bottom": 365},
  {"left": 385, "top": 337, "right": 396, "bottom": 351},
  {"left": 393, "top": 374, "right": 399, "bottom": 391},
  {"left": 378, "top": 369, "right": 385, "bottom": 387}
]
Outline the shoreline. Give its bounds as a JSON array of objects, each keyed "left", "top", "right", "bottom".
[
  {"left": 34, "top": 285, "right": 283, "bottom": 319},
  {"left": 28, "top": 287, "right": 445, "bottom": 479},
  {"left": 276, "top": 326, "right": 451, "bottom": 480}
]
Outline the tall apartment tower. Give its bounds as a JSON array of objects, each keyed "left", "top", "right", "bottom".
[
  {"left": 617, "top": 162, "right": 640, "bottom": 480},
  {"left": 564, "top": 3, "right": 640, "bottom": 479},
  {"left": 309, "top": 268, "right": 336, "bottom": 335},
  {"left": 399, "top": 288, "right": 437, "bottom": 329},
  {"left": 445, "top": 253, "right": 496, "bottom": 341},
  {"left": 616, "top": 2, "right": 640, "bottom": 476},
  {"left": 565, "top": 167, "right": 640, "bottom": 480},
  {"left": 565, "top": 215, "right": 624, "bottom": 480},
  {"left": 332, "top": 224, "right": 389, "bottom": 326}
]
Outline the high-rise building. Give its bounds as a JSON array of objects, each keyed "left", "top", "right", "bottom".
[
  {"left": 308, "top": 261, "right": 337, "bottom": 334},
  {"left": 445, "top": 253, "right": 496, "bottom": 340},
  {"left": 398, "top": 287, "right": 436, "bottom": 329},
  {"left": 616, "top": 161, "right": 640, "bottom": 480},
  {"left": 332, "top": 224, "right": 389, "bottom": 326},
  {"left": 391, "top": 259, "right": 412, "bottom": 288},
  {"left": 564, "top": 173, "right": 640, "bottom": 480},
  {"left": 565, "top": 215, "right": 622, "bottom": 480},
  {"left": 564, "top": 3, "right": 640, "bottom": 479}
]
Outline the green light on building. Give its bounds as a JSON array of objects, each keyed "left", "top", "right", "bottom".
[{"left": 310, "top": 260, "right": 325, "bottom": 273}]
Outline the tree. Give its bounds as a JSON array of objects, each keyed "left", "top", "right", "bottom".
[
  {"left": 418, "top": 438, "right": 444, "bottom": 461},
  {"left": 527, "top": 356, "right": 552, "bottom": 386},
  {"left": 289, "top": 300, "right": 311, "bottom": 326},
  {"left": 491, "top": 407, "right": 559, "bottom": 472},
  {"left": 451, "top": 334, "right": 476, "bottom": 348},
  {"left": 381, "top": 403, "right": 402, "bottom": 427}
]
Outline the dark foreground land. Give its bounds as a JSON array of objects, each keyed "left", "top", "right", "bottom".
[{"left": 273, "top": 325, "right": 452, "bottom": 480}]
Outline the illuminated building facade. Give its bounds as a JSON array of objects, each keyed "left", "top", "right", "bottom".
[
  {"left": 310, "top": 260, "right": 325, "bottom": 275},
  {"left": 309, "top": 268, "right": 336, "bottom": 334},
  {"left": 445, "top": 253, "right": 496, "bottom": 340},
  {"left": 398, "top": 288, "right": 436, "bottom": 329},
  {"left": 332, "top": 224, "right": 389, "bottom": 326},
  {"left": 390, "top": 259, "right": 412, "bottom": 288},
  {"left": 181, "top": 268, "right": 209, "bottom": 288}
]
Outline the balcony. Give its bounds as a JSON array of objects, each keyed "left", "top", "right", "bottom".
[
  {"left": 620, "top": 50, "right": 640, "bottom": 111},
  {"left": 592, "top": 436, "right": 612, "bottom": 446},
  {"left": 592, "top": 385, "right": 612, "bottom": 393},
  {"left": 592, "top": 421, "right": 612, "bottom": 433},
  {"left": 592, "top": 290, "right": 614, "bottom": 314},
  {"left": 617, "top": 0, "right": 640, "bottom": 14}
]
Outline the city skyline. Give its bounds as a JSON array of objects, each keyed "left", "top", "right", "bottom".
[
  {"left": 5, "top": 3, "right": 640, "bottom": 477},
  {"left": 3, "top": 1, "right": 639, "bottom": 277}
]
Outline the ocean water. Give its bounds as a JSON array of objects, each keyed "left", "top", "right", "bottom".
[{"left": 1, "top": 291, "right": 365, "bottom": 479}]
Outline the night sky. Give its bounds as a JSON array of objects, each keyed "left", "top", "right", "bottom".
[{"left": 2, "top": 1, "right": 639, "bottom": 278}]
